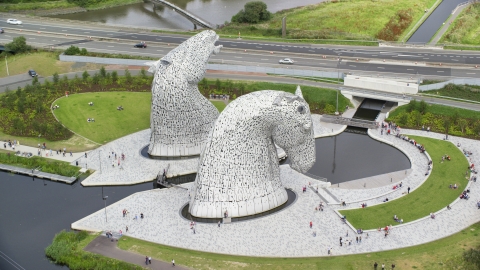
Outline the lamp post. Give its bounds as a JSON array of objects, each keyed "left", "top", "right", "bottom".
[
  {"left": 336, "top": 58, "right": 342, "bottom": 115},
  {"left": 99, "top": 149, "right": 102, "bottom": 174},
  {"left": 103, "top": 195, "right": 108, "bottom": 223}
]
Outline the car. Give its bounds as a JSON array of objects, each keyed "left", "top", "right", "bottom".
[
  {"left": 7, "top": 19, "right": 22, "bottom": 25},
  {"left": 28, "top": 70, "right": 37, "bottom": 77},
  {"left": 134, "top": 42, "right": 147, "bottom": 48},
  {"left": 279, "top": 58, "right": 294, "bottom": 64},
  {"left": 0, "top": 28, "right": 4, "bottom": 34}
]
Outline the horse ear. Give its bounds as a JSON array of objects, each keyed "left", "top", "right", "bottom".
[{"left": 295, "top": 85, "right": 304, "bottom": 99}]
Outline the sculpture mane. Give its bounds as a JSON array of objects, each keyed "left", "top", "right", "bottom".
[
  {"left": 189, "top": 88, "right": 316, "bottom": 218},
  {"left": 148, "top": 30, "right": 222, "bottom": 157}
]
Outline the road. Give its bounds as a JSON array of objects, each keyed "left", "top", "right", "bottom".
[
  {"left": 1, "top": 17, "right": 480, "bottom": 67},
  {"left": 1, "top": 30, "right": 479, "bottom": 80}
]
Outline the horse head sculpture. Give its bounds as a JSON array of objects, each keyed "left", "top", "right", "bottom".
[
  {"left": 189, "top": 87, "right": 316, "bottom": 218},
  {"left": 147, "top": 30, "right": 222, "bottom": 157}
]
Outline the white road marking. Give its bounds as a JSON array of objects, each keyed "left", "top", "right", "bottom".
[
  {"left": 234, "top": 56, "right": 242, "bottom": 58},
  {"left": 437, "top": 71, "right": 444, "bottom": 72},
  {"left": 423, "top": 58, "right": 429, "bottom": 59},
  {"left": 261, "top": 59, "right": 269, "bottom": 60},
  {"left": 467, "top": 73, "right": 476, "bottom": 74},
  {"left": 349, "top": 65, "right": 356, "bottom": 67},
  {"left": 156, "top": 38, "right": 162, "bottom": 40},
  {"left": 377, "top": 67, "right": 385, "bottom": 69},
  {"left": 407, "top": 69, "right": 414, "bottom": 70},
  {"left": 108, "top": 46, "right": 114, "bottom": 47},
  {"left": 40, "top": 28, "right": 45, "bottom": 29},
  {"left": 84, "top": 32, "right": 90, "bottom": 33},
  {"left": 61, "top": 30, "right": 67, "bottom": 32},
  {"left": 156, "top": 50, "right": 163, "bottom": 52}
]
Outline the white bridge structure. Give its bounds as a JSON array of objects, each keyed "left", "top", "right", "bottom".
[
  {"left": 342, "top": 75, "right": 418, "bottom": 105},
  {"left": 150, "top": 0, "right": 215, "bottom": 29}
]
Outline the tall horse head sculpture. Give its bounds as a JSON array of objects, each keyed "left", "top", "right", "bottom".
[
  {"left": 147, "top": 30, "right": 222, "bottom": 157},
  {"left": 189, "top": 87, "right": 316, "bottom": 218}
]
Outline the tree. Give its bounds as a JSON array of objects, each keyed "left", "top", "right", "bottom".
[
  {"left": 125, "top": 69, "right": 132, "bottom": 84},
  {"left": 407, "top": 99, "right": 417, "bottom": 112},
  {"left": 443, "top": 116, "right": 451, "bottom": 135},
  {"left": 64, "top": 45, "right": 81, "bottom": 55},
  {"left": 80, "top": 48, "right": 88, "bottom": 55},
  {"left": 232, "top": 1, "right": 271, "bottom": 24},
  {"left": 215, "top": 79, "right": 222, "bottom": 92},
  {"left": 458, "top": 119, "right": 468, "bottom": 134},
  {"left": 111, "top": 71, "right": 118, "bottom": 83},
  {"left": 419, "top": 100, "right": 428, "bottom": 114},
  {"left": 82, "top": 70, "right": 90, "bottom": 81},
  {"left": 452, "top": 111, "right": 459, "bottom": 125},
  {"left": 5, "top": 36, "right": 32, "bottom": 53},
  {"left": 99, "top": 66, "right": 107, "bottom": 78},
  {"left": 52, "top": 72, "right": 60, "bottom": 85}
]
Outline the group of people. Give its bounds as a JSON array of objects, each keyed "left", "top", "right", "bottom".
[
  {"left": 392, "top": 182, "right": 403, "bottom": 190},
  {"left": 52, "top": 104, "right": 60, "bottom": 110},
  {"left": 87, "top": 118, "right": 95, "bottom": 122},
  {"left": 393, "top": 215, "right": 403, "bottom": 223},
  {"left": 441, "top": 154, "right": 451, "bottom": 162},
  {"left": 315, "top": 201, "right": 325, "bottom": 211},
  {"left": 117, "top": 105, "right": 124, "bottom": 111},
  {"left": 88, "top": 102, "right": 94, "bottom": 106},
  {"left": 460, "top": 189, "right": 470, "bottom": 200}
]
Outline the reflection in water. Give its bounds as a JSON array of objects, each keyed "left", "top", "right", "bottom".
[{"left": 50, "top": 0, "right": 326, "bottom": 30}]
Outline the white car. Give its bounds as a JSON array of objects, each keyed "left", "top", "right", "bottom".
[
  {"left": 7, "top": 19, "right": 22, "bottom": 25},
  {"left": 279, "top": 58, "right": 294, "bottom": 64}
]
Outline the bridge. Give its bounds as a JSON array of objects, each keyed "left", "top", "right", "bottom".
[
  {"left": 150, "top": 0, "right": 215, "bottom": 29},
  {"left": 320, "top": 115, "right": 379, "bottom": 129}
]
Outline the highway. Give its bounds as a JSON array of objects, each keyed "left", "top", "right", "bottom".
[
  {"left": 1, "top": 30, "right": 480, "bottom": 80},
  {"left": 1, "top": 17, "right": 480, "bottom": 67}
]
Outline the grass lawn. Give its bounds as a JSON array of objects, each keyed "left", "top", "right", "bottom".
[
  {"left": 116, "top": 222, "right": 480, "bottom": 269},
  {"left": 53, "top": 92, "right": 151, "bottom": 144},
  {"left": 440, "top": 3, "right": 480, "bottom": 45},
  {"left": 389, "top": 102, "right": 480, "bottom": 121},
  {"left": 218, "top": 0, "right": 436, "bottom": 40},
  {"left": 53, "top": 93, "right": 229, "bottom": 144},
  {"left": 423, "top": 84, "right": 480, "bottom": 103},
  {"left": 210, "top": 100, "right": 227, "bottom": 112},
  {"left": 0, "top": 52, "right": 75, "bottom": 78},
  {"left": 339, "top": 136, "right": 468, "bottom": 230}
]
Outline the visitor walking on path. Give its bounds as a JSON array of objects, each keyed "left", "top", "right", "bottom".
[{"left": 172, "top": 259, "right": 175, "bottom": 267}]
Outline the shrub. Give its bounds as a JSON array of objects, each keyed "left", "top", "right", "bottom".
[
  {"left": 232, "top": 1, "right": 271, "bottom": 24},
  {"left": 376, "top": 9, "right": 413, "bottom": 41},
  {"left": 64, "top": 45, "right": 81, "bottom": 55},
  {"left": 5, "top": 36, "right": 33, "bottom": 53}
]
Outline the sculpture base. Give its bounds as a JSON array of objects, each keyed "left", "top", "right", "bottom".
[
  {"left": 180, "top": 189, "right": 297, "bottom": 224},
  {"left": 140, "top": 145, "right": 199, "bottom": 160}
]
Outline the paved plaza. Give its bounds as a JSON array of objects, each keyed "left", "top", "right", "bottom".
[{"left": 72, "top": 112, "right": 480, "bottom": 257}]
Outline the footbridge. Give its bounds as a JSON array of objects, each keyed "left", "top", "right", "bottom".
[
  {"left": 320, "top": 115, "right": 379, "bottom": 129},
  {"left": 151, "top": 0, "right": 215, "bottom": 29}
]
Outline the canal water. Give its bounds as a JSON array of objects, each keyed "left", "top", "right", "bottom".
[
  {"left": 50, "top": 0, "right": 326, "bottom": 30},
  {"left": 0, "top": 174, "right": 152, "bottom": 270},
  {"left": 408, "top": 0, "right": 466, "bottom": 44}
]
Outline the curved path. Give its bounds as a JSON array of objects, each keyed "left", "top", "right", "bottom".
[{"left": 71, "top": 114, "right": 480, "bottom": 257}]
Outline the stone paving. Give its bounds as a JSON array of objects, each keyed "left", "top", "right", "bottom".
[
  {"left": 72, "top": 112, "right": 480, "bottom": 257},
  {"left": 79, "top": 114, "right": 345, "bottom": 186}
]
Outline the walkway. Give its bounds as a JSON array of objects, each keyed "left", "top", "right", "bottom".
[
  {"left": 72, "top": 120, "right": 480, "bottom": 257},
  {"left": 84, "top": 235, "right": 187, "bottom": 269},
  {"left": 429, "top": 1, "right": 471, "bottom": 45},
  {"left": 150, "top": 0, "right": 214, "bottom": 29}
]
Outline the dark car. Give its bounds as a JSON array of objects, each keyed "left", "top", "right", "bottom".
[
  {"left": 0, "top": 28, "right": 4, "bottom": 34},
  {"left": 28, "top": 69, "right": 37, "bottom": 77},
  {"left": 134, "top": 42, "right": 147, "bottom": 48}
]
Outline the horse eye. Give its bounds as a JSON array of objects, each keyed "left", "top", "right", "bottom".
[{"left": 297, "top": 105, "right": 306, "bottom": 114}]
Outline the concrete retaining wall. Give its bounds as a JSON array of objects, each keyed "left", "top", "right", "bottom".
[
  {"left": 419, "top": 78, "right": 480, "bottom": 91},
  {"left": 344, "top": 75, "right": 418, "bottom": 94}
]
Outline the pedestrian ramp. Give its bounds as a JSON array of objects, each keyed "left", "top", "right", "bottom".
[{"left": 309, "top": 186, "right": 340, "bottom": 204}]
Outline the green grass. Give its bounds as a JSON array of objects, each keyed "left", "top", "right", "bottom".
[
  {"left": 218, "top": 0, "right": 436, "bottom": 41},
  {"left": 53, "top": 92, "right": 151, "bottom": 144},
  {"left": 210, "top": 100, "right": 227, "bottom": 112},
  {"left": 0, "top": 52, "right": 74, "bottom": 78},
  {"left": 0, "top": 0, "right": 140, "bottom": 12},
  {"left": 339, "top": 136, "right": 468, "bottom": 230},
  {"left": 423, "top": 84, "right": 480, "bottom": 103},
  {"left": 0, "top": 150, "right": 80, "bottom": 176},
  {"left": 45, "top": 230, "right": 143, "bottom": 269},
  {"left": 52, "top": 93, "right": 230, "bottom": 144},
  {"left": 389, "top": 102, "right": 480, "bottom": 121},
  {"left": 117, "top": 222, "right": 480, "bottom": 269},
  {"left": 440, "top": 3, "right": 480, "bottom": 45}
]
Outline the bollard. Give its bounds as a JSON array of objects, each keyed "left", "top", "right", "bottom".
[{"left": 440, "top": 63, "right": 442, "bottom": 66}]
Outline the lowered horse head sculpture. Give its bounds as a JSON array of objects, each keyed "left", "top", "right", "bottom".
[
  {"left": 147, "top": 30, "right": 222, "bottom": 157},
  {"left": 189, "top": 87, "right": 316, "bottom": 218}
]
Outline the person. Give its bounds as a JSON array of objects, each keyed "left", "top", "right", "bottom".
[
  {"left": 141, "top": 213, "right": 144, "bottom": 219},
  {"left": 392, "top": 263, "right": 395, "bottom": 269},
  {"left": 218, "top": 221, "right": 221, "bottom": 227},
  {"left": 399, "top": 219, "right": 403, "bottom": 223},
  {"left": 309, "top": 221, "right": 312, "bottom": 228},
  {"left": 430, "top": 212, "right": 435, "bottom": 219},
  {"left": 148, "top": 257, "right": 152, "bottom": 264},
  {"left": 145, "top": 256, "right": 148, "bottom": 265},
  {"left": 477, "top": 201, "right": 480, "bottom": 209},
  {"left": 453, "top": 184, "right": 458, "bottom": 189},
  {"left": 447, "top": 205, "right": 451, "bottom": 210},
  {"left": 408, "top": 186, "right": 410, "bottom": 194},
  {"left": 382, "top": 263, "right": 385, "bottom": 270},
  {"left": 172, "top": 259, "right": 175, "bottom": 267},
  {"left": 126, "top": 225, "right": 129, "bottom": 232},
  {"left": 374, "top": 262, "right": 378, "bottom": 269}
]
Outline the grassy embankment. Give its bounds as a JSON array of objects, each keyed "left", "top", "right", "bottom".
[
  {"left": 45, "top": 230, "right": 142, "bottom": 270},
  {"left": 440, "top": 3, "right": 480, "bottom": 50},
  {"left": 423, "top": 84, "right": 480, "bottom": 103},
  {"left": 0, "top": 0, "right": 141, "bottom": 13},
  {"left": 340, "top": 136, "right": 468, "bottom": 230},
  {"left": 53, "top": 82, "right": 349, "bottom": 144},
  {"left": 218, "top": 0, "right": 436, "bottom": 45}
]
